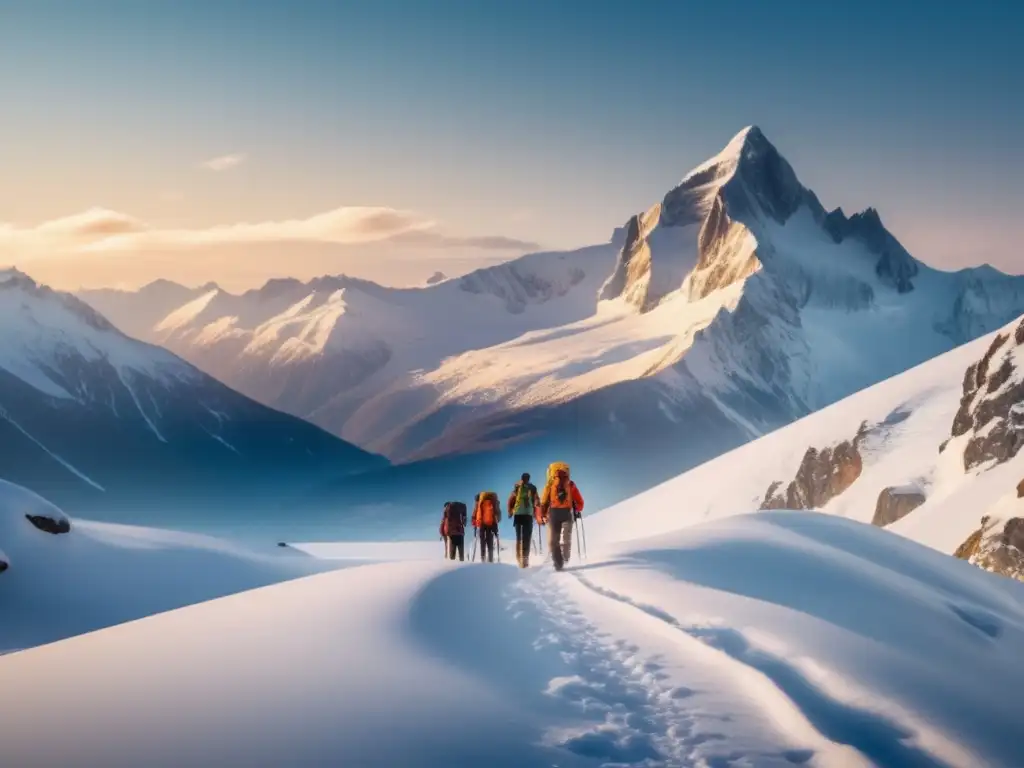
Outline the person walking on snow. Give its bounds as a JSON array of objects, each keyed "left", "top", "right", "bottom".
[
  {"left": 540, "top": 462, "right": 584, "bottom": 571},
  {"left": 507, "top": 472, "right": 539, "bottom": 568},
  {"left": 439, "top": 501, "right": 467, "bottom": 561},
  {"left": 473, "top": 491, "right": 501, "bottom": 563}
]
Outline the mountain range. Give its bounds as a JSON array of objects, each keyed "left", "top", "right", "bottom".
[
  {"left": 78, "top": 126, "right": 1024, "bottom": 534},
  {"left": 0, "top": 268, "right": 385, "bottom": 522}
]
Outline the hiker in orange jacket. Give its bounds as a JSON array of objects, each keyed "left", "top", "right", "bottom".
[
  {"left": 473, "top": 491, "right": 501, "bottom": 563},
  {"left": 540, "top": 464, "right": 584, "bottom": 571}
]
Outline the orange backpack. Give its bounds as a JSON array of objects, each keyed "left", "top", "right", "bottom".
[{"left": 474, "top": 491, "right": 499, "bottom": 527}]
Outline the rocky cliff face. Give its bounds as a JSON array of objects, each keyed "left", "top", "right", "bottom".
[
  {"left": 871, "top": 486, "right": 926, "bottom": 527},
  {"left": 761, "top": 423, "right": 867, "bottom": 510},
  {"left": 599, "top": 126, "right": 812, "bottom": 312},
  {"left": 823, "top": 208, "right": 918, "bottom": 293},
  {"left": 950, "top": 317, "right": 1024, "bottom": 470},
  {"left": 955, "top": 514, "right": 1024, "bottom": 582}
]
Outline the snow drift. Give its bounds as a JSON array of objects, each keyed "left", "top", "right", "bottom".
[
  {"left": 2, "top": 512, "right": 1023, "bottom": 767},
  {"left": 0, "top": 478, "right": 336, "bottom": 653}
]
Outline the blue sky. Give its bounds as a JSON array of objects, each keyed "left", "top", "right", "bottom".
[{"left": 1, "top": 0, "right": 1021, "bottom": 289}]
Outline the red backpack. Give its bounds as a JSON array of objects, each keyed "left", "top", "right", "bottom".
[{"left": 440, "top": 501, "right": 467, "bottom": 536}]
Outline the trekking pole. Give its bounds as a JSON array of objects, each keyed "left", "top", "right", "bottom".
[
  {"left": 471, "top": 529, "right": 478, "bottom": 562},
  {"left": 496, "top": 529, "right": 501, "bottom": 563},
  {"left": 575, "top": 522, "right": 582, "bottom": 566},
  {"left": 580, "top": 516, "right": 588, "bottom": 561}
]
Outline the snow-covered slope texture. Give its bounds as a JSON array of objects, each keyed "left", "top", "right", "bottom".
[
  {"left": 0, "top": 269, "right": 386, "bottom": 520},
  {"left": 3, "top": 511, "right": 1023, "bottom": 767},
  {"left": 82, "top": 243, "right": 621, "bottom": 448},
  {"left": 79, "top": 278, "right": 218, "bottom": 342},
  {"left": 585, "top": 315, "right": 1024, "bottom": 582},
  {"left": 0, "top": 478, "right": 338, "bottom": 653}
]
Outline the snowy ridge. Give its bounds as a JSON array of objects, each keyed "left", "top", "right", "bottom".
[
  {"left": 0, "top": 269, "right": 198, "bottom": 403},
  {"left": 0, "top": 271, "right": 387, "bottom": 513},
  {"left": 0, "top": 479, "right": 333, "bottom": 653}
]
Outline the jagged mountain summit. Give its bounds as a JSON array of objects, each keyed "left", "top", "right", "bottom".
[
  {"left": 599, "top": 126, "right": 918, "bottom": 312},
  {"left": 0, "top": 269, "right": 385, "bottom": 519},
  {"left": 81, "top": 127, "right": 1024, "bottom": 522}
]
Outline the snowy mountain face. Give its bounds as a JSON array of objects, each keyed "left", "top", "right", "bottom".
[
  {"left": 83, "top": 244, "right": 621, "bottom": 446},
  {"left": 78, "top": 278, "right": 218, "bottom": 343},
  {"left": 81, "top": 128, "right": 1024, "bottom": 528},
  {"left": 584, "top": 314, "right": 1024, "bottom": 585},
  {"left": 0, "top": 270, "right": 385, "bottom": 519}
]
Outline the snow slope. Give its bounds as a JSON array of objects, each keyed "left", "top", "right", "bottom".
[
  {"left": 586, "top": 314, "right": 1024, "bottom": 564},
  {"left": 0, "top": 269, "right": 386, "bottom": 519},
  {"left": 3, "top": 510, "right": 1023, "bottom": 767},
  {"left": 0, "top": 479, "right": 337, "bottom": 653}
]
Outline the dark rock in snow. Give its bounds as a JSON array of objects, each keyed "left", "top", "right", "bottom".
[
  {"left": 761, "top": 432, "right": 864, "bottom": 510},
  {"left": 872, "top": 486, "right": 926, "bottom": 527},
  {"left": 25, "top": 513, "right": 71, "bottom": 535},
  {"left": 1016, "top": 478, "right": 1024, "bottom": 498}
]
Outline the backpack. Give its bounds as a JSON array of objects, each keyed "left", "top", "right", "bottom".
[
  {"left": 545, "top": 462, "right": 577, "bottom": 511},
  {"left": 474, "top": 491, "right": 499, "bottom": 527},
  {"left": 441, "top": 501, "right": 467, "bottom": 537},
  {"left": 511, "top": 481, "right": 536, "bottom": 516}
]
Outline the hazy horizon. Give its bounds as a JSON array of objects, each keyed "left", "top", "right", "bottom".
[{"left": 2, "top": 0, "right": 1021, "bottom": 291}]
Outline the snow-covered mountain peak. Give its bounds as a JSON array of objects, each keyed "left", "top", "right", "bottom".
[
  {"left": 0, "top": 272, "right": 196, "bottom": 404},
  {"left": 599, "top": 125, "right": 931, "bottom": 314},
  {"left": 600, "top": 125, "right": 816, "bottom": 312},
  {"left": 0, "top": 268, "right": 117, "bottom": 334}
]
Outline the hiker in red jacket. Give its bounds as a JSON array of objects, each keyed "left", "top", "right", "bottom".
[
  {"left": 439, "top": 501, "right": 467, "bottom": 561},
  {"left": 540, "top": 462, "right": 584, "bottom": 571}
]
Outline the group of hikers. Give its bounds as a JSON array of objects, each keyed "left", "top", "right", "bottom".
[{"left": 438, "top": 461, "right": 585, "bottom": 571}]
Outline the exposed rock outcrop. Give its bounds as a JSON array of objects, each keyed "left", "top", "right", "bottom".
[
  {"left": 871, "top": 486, "right": 926, "bottom": 527},
  {"left": 823, "top": 208, "right": 918, "bottom": 293},
  {"left": 948, "top": 318, "right": 1024, "bottom": 470},
  {"left": 425, "top": 271, "right": 448, "bottom": 285},
  {"left": 955, "top": 515, "right": 1024, "bottom": 582},
  {"left": 25, "top": 513, "right": 71, "bottom": 535},
  {"left": 761, "top": 424, "right": 867, "bottom": 510},
  {"left": 0, "top": 548, "right": 8, "bottom": 573}
]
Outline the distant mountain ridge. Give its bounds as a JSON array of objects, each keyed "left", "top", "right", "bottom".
[{"left": 0, "top": 269, "right": 386, "bottom": 520}]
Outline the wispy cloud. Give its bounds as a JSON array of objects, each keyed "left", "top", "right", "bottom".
[
  {"left": 0, "top": 206, "right": 539, "bottom": 258},
  {"left": 35, "top": 207, "right": 145, "bottom": 237},
  {"left": 394, "top": 230, "right": 540, "bottom": 251},
  {"left": 200, "top": 153, "right": 246, "bottom": 172}
]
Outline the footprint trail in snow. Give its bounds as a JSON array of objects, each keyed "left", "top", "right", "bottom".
[{"left": 507, "top": 566, "right": 822, "bottom": 767}]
